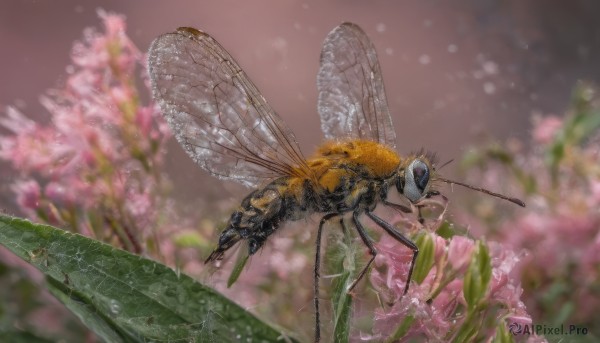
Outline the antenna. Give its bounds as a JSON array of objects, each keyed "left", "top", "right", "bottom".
[
  {"left": 437, "top": 176, "right": 526, "bottom": 207},
  {"left": 437, "top": 158, "right": 454, "bottom": 170}
]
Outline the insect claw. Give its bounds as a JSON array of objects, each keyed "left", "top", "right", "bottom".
[
  {"left": 346, "top": 289, "right": 359, "bottom": 298},
  {"left": 204, "top": 250, "right": 224, "bottom": 263}
]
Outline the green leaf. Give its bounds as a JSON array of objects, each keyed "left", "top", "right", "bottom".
[
  {"left": 463, "top": 241, "right": 491, "bottom": 310},
  {"left": 412, "top": 233, "right": 435, "bottom": 284},
  {"left": 0, "top": 215, "right": 297, "bottom": 343},
  {"left": 384, "top": 315, "right": 415, "bottom": 343},
  {"left": 45, "top": 276, "right": 130, "bottom": 343},
  {"left": 172, "top": 231, "right": 207, "bottom": 249},
  {"left": 332, "top": 272, "right": 352, "bottom": 343},
  {"left": 0, "top": 331, "right": 55, "bottom": 343},
  {"left": 435, "top": 221, "right": 455, "bottom": 239},
  {"left": 452, "top": 317, "right": 478, "bottom": 343},
  {"left": 326, "top": 225, "right": 357, "bottom": 343},
  {"left": 485, "top": 144, "right": 514, "bottom": 165},
  {"left": 576, "top": 110, "right": 600, "bottom": 141},
  {"left": 547, "top": 138, "right": 565, "bottom": 166},
  {"left": 492, "top": 321, "right": 514, "bottom": 343},
  {"left": 479, "top": 242, "right": 492, "bottom": 290},
  {"left": 227, "top": 253, "right": 249, "bottom": 288},
  {"left": 547, "top": 83, "right": 600, "bottom": 175}
]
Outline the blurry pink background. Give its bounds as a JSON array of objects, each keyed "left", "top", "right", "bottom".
[{"left": 1, "top": 0, "right": 599, "bottom": 211}]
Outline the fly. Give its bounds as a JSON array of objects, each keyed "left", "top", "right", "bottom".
[{"left": 148, "top": 23, "right": 525, "bottom": 342}]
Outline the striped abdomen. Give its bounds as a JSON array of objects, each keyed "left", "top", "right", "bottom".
[{"left": 205, "top": 177, "right": 313, "bottom": 262}]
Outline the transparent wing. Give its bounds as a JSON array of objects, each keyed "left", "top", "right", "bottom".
[
  {"left": 317, "top": 22, "right": 396, "bottom": 149},
  {"left": 148, "top": 27, "right": 312, "bottom": 187}
]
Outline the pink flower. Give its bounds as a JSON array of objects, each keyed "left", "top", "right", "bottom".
[
  {"left": 44, "top": 182, "right": 76, "bottom": 207},
  {"left": 0, "top": 108, "right": 58, "bottom": 173},
  {"left": 136, "top": 107, "right": 154, "bottom": 137},
  {"left": 99, "top": 9, "right": 126, "bottom": 38},
  {"left": 532, "top": 114, "right": 563, "bottom": 145},
  {"left": 447, "top": 235, "right": 475, "bottom": 272},
  {"left": 457, "top": 87, "right": 600, "bottom": 337},
  {"left": 589, "top": 179, "right": 600, "bottom": 206},
  {"left": 0, "top": 11, "right": 169, "bottom": 255},
  {"left": 371, "top": 234, "right": 415, "bottom": 304},
  {"left": 12, "top": 180, "right": 41, "bottom": 211},
  {"left": 366, "top": 232, "right": 533, "bottom": 342},
  {"left": 268, "top": 236, "right": 308, "bottom": 280},
  {"left": 0, "top": 106, "right": 36, "bottom": 134}
]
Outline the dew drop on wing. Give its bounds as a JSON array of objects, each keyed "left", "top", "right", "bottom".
[{"left": 197, "top": 101, "right": 214, "bottom": 113}]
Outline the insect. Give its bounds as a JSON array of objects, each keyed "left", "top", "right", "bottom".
[{"left": 148, "top": 22, "right": 525, "bottom": 342}]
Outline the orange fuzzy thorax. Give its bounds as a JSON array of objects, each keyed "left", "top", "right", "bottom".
[
  {"left": 285, "top": 140, "right": 401, "bottom": 194},
  {"left": 315, "top": 139, "right": 401, "bottom": 177}
]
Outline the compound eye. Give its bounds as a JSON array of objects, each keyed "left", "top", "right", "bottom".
[
  {"left": 412, "top": 161, "right": 430, "bottom": 192},
  {"left": 402, "top": 159, "right": 430, "bottom": 202}
]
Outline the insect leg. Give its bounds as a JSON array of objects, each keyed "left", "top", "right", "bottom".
[
  {"left": 384, "top": 198, "right": 426, "bottom": 226},
  {"left": 425, "top": 190, "right": 441, "bottom": 198},
  {"left": 347, "top": 211, "right": 378, "bottom": 292},
  {"left": 417, "top": 206, "right": 425, "bottom": 224},
  {"left": 366, "top": 211, "right": 419, "bottom": 295},
  {"left": 314, "top": 212, "right": 339, "bottom": 343},
  {"left": 415, "top": 191, "right": 449, "bottom": 227},
  {"left": 339, "top": 217, "right": 348, "bottom": 235},
  {"left": 382, "top": 199, "right": 412, "bottom": 213}
]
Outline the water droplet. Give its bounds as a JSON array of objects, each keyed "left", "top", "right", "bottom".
[
  {"left": 483, "top": 82, "right": 496, "bottom": 95},
  {"left": 109, "top": 299, "right": 122, "bottom": 315},
  {"left": 418, "top": 54, "right": 431, "bottom": 65},
  {"left": 482, "top": 61, "right": 498, "bottom": 75},
  {"left": 447, "top": 44, "right": 458, "bottom": 53},
  {"left": 375, "top": 23, "right": 386, "bottom": 33}
]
